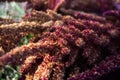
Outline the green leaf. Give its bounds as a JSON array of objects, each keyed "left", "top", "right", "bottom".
[
  {"left": 27, "top": 34, "right": 34, "bottom": 39},
  {"left": 0, "top": 2, "right": 25, "bottom": 20},
  {"left": 21, "top": 36, "right": 29, "bottom": 45},
  {"left": 10, "top": 2, "right": 25, "bottom": 18},
  {"left": 0, "top": 65, "right": 21, "bottom": 80},
  {"left": 20, "top": 34, "right": 34, "bottom": 46}
]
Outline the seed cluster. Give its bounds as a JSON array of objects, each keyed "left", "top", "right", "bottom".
[{"left": 0, "top": 9, "right": 119, "bottom": 80}]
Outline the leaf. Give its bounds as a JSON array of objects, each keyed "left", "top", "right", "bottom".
[
  {"left": 0, "top": 2, "right": 25, "bottom": 20},
  {"left": 20, "top": 34, "right": 34, "bottom": 46},
  {"left": 0, "top": 65, "right": 21, "bottom": 80},
  {"left": 10, "top": 2, "right": 25, "bottom": 18}
]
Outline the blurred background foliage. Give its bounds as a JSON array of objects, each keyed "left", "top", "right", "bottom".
[{"left": 0, "top": 1, "right": 26, "bottom": 21}]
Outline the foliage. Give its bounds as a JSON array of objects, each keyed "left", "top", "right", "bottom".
[
  {"left": 0, "top": 1, "right": 25, "bottom": 20},
  {"left": 20, "top": 34, "right": 34, "bottom": 46},
  {"left": 0, "top": 65, "right": 21, "bottom": 80}
]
